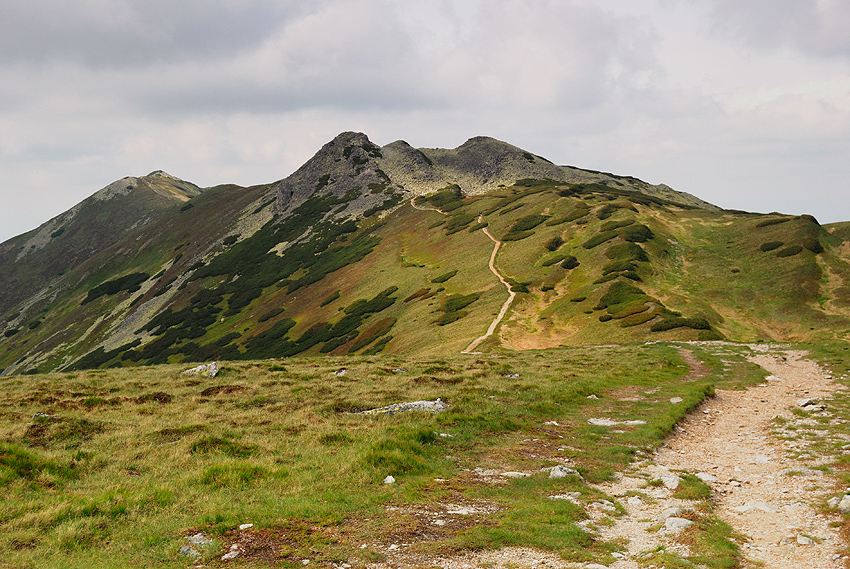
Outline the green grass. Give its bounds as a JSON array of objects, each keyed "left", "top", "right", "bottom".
[{"left": 0, "top": 343, "right": 743, "bottom": 567}]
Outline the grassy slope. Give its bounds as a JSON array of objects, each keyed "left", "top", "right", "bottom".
[{"left": 0, "top": 343, "right": 768, "bottom": 568}]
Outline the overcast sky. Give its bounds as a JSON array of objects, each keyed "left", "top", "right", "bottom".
[{"left": 1, "top": 0, "right": 848, "bottom": 242}]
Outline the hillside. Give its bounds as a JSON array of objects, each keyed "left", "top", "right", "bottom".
[{"left": 1, "top": 132, "right": 849, "bottom": 375}]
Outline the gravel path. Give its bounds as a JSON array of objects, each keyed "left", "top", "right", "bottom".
[{"left": 598, "top": 347, "right": 845, "bottom": 568}]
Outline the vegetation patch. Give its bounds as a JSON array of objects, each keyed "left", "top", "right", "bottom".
[
  {"left": 561, "top": 256, "right": 580, "bottom": 270},
  {"left": 348, "top": 317, "right": 396, "bottom": 354},
  {"left": 756, "top": 217, "right": 793, "bottom": 228},
  {"left": 650, "top": 317, "right": 711, "bottom": 332},
  {"left": 81, "top": 273, "right": 149, "bottom": 305},
  {"left": 759, "top": 241, "right": 784, "bottom": 252},
  {"left": 436, "top": 293, "right": 482, "bottom": 326},
  {"left": 544, "top": 237, "right": 564, "bottom": 251},
  {"left": 776, "top": 245, "right": 803, "bottom": 258},
  {"left": 542, "top": 254, "right": 567, "bottom": 267},
  {"left": 431, "top": 270, "right": 458, "bottom": 284}
]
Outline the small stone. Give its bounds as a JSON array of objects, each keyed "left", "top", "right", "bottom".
[
  {"left": 302, "top": 560, "right": 310, "bottom": 565},
  {"left": 670, "top": 397, "right": 683, "bottom": 404},
  {"left": 179, "top": 545, "right": 201, "bottom": 558},
  {"left": 696, "top": 472, "right": 717, "bottom": 483},
  {"left": 627, "top": 496, "right": 642, "bottom": 506},
  {"left": 434, "top": 519, "right": 446, "bottom": 526},
  {"left": 665, "top": 517, "right": 694, "bottom": 532},
  {"left": 221, "top": 550, "right": 240, "bottom": 561},
  {"left": 238, "top": 523, "right": 253, "bottom": 530},
  {"left": 383, "top": 475, "right": 396, "bottom": 484},
  {"left": 334, "top": 368, "right": 348, "bottom": 376},
  {"left": 797, "top": 535, "right": 814, "bottom": 546},
  {"left": 388, "top": 544, "right": 398, "bottom": 551},
  {"left": 182, "top": 361, "right": 219, "bottom": 378},
  {"left": 587, "top": 394, "right": 599, "bottom": 400},
  {"left": 585, "top": 564, "right": 609, "bottom": 569},
  {"left": 730, "top": 480, "right": 742, "bottom": 487},
  {"left": 501, "top": 471, "right": 529, "bottom": 478},
  {"left": 797, "top": 398, "right": 815, "bottom": 407},
  {"left": 838, "top": 495, "right": 850, "bottom": 514},
  {"left": 828, "top": 497, "right": 841, "bottom": 508},
  {"left": 779, "top": 536, "right": 795, "bottom": 546},
  {"left": 661, "top": 474, "right": 681, "bottom": 489},
  {"left": 549, "top": 465, "right": 581, "bottom": 479},
  {"left": 187, "top": 533, "right": 213, "bottom": 546}
]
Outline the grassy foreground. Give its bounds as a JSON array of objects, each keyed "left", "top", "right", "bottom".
[{"left": 0, "top": 343, "right": 769, "bottom": 568}]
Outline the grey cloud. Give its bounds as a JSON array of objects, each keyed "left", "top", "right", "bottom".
[
  {"left": 701, "top": 0, "right": 850, "bottom": 58},
  {"left": 0, "top": 0, "right": 316, "bottom": 67}
]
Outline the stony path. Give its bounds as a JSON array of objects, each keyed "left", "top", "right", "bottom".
[
  {"left": 463, "top": 214, "right": 516, "bottom": 353},
  {"left": 599, "top": 347, "right": 845, "bottom": 569}
]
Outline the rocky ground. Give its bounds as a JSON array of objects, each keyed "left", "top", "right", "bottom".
[{"left": 363, "top": 345, "right": 848, "bottom": 569}]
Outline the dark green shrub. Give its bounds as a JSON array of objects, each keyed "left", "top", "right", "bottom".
[
  {"left": 3, "top": 329, "right": 19, "bottom": 338},
  {"left": 82, "top": 273, "right": 150, "bottom": 305},
  {"left": 431, "top": 270, "right": 458, "bottom": 284},
  {"left": 776, "top": 245, "right": 803, "bottom": 258},
  {"left": 601, "top": 219, "right": 634, "bottom": 232},
  {"left": 606, "top": 242, "right": 648, "bottom": 263},
  {"left": 603, "top": 260, "right": 637, "bottom": 275},
  {"left": 600, "top": 281, "right": 649, "bottom": 309},
  {"left": 545, "top": 208, "right": 589, "bottom": 226},
  {"left": 698, "top": 329, "right": 725, "bottom": 341},
  {"left": 320, "top": 291, "right": 340, "bottom": 307},
  {"left": 444, "top": 212, "right": 477, "bottom": 234},
  {"left": 755, "top": 217, "right": 793, "bottom": 227},
  {"left": 610, "top": 301, "right": 649, "bottom": 319},
  {"left": 502, "top": 230, "right": 533, "bottom": 241},
  {"left": 542, "top": 254, "right": 567, "bottom": 267},
  {"left": 582, "top": 231, "right": 619, "bottom": 249},
  {"left": 650, "top": 317, "right": 711, "bottom": 332},
  {"left": 510, "top": 214, "right": 549, "bottom": 233},
  {"left": 599, "top": 314, "right": 612, "bottom": 322},
  {"left": 570, "top": 296, "right": 586, "bottom": 303},
  {"left": 802, "top": 238, "right": 824, "bottom": 254},
  {"left": 620, "top": 224, "right": 653, "bottom": 242},
  {"left": 441, "top": 293, "right": 481, "bottom": 313},
  {"left": 222, "top": 235, "right": 239, "bottom": 246},
  {"left": 619, "top": 312, "right": 657, "bottom": 327},
  {"left": 759, "top": 241, "right": 783, "bottom": 252},
  {"left": 468, "top": 222, "right": 488, "bottom": 232},
  {"left": 348, "top": 317, "right": 396, "bottom": 353},
  {"left": 561, "top": 256, "right": 580, "bottom": 270},
  {"left": 544, "top": 236, "right": 564, "bottom": 251}
]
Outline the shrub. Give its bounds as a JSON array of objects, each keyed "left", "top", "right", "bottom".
[
  {"left": 431, "top": 270, "right": 458, "bottom": 284},
  {"left": 444, "top": 212, "right": 477, "bottom": 234},
  {"left": 468, "top": 222, "right": 488, "bottom": 232},
  {"left": 756, "top": 217, "right": 793, "bottom": 227},
  {"left": 618, "top": 312, "right": 657, "bottom": 327},
  {"left": 650, "top": 317, "right": 711, "bottom": 332},
  {"left": 759, "top": 241, "right": 783, "bottom": 252},
  {"left": 348, "top": 317, "right": 396, "bottom": 354},
  {"left": 320, "top": 291, "right": 341, "bottom": 307},
  {"left": 542, "top": 254, "right": 567, "bottom": 267},
  {"left": 776, "top": 245, "right": 803, "bottom": 258},
  {"left": 404, "top": 288, "right": 430, "bottom": 302},
  {"left": 620, "top": 224, "right": 653, "bottom": 243},
  {"left": 599, "top": 281, "right": 649, "bottom": 309},
  {"left": 544, "top": 236, "right": 564, "bottom": 251},
  {"left": 598, "top": 314, "right": 613, "bottom": 322},
  {"left": 561, "top": 256, "right": 580, "bottom": 270},
  {"left": 582, "top": 231, "right": 619, "bottom": 249},
  {"left": 82, "top": 273, "right": 150, "bottom": 305},
  {"left": 601, "top": 219, "right": 634, "bottom": 232},
  {"left": 570, "top": 296, "right": 586, "bottom": 303},
  {"left": 545, "top": 208, "right": 589, "bottom": 226},
  {"left": 441, "top": 293, "right": 481, "bottom": 313},
  {"left": 606, "top": 242, "right": 648, "bottom": 263},
  {"left": 603, "top": 260, "right": 637, "bottom": 275},
  {"left": 802, "top": 238, "right": 824, "bottom": 254},
  {"left": 510, "top": 214, "right": 549, "bottom": 233},
  {"left": 502, "top": 230, "right": 534, "bottom": 241}
]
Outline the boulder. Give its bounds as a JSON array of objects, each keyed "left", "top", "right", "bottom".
[
  {"left": 549, "top": 465, "right": 581, "bottom": 479},
  {"left": 665, "top": 517, "right": 693, "bottom": 532},
  {"left": 182, "top": 361, "right": 219, "bottom": 378}
]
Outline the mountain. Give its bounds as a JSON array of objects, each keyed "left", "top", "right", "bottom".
[{"left": 1, "top": 132, "right": 849, "bottom": 375}]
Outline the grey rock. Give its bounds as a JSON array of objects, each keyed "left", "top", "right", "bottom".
[
  {"left": 32, "top": 412, "right": 57, "bottom": 420},
  {"left": 187, "top": 532, "right": 212, "bottom": 546},
  {"left": 670, "top": 397, "right": 683, "bottom": 404},
  {"left": 586, "top": 394, "right": 599, "bottom": 400},
  {"left": 797, "top": 398, "right": 815, "bottom": 407},
  {"left": 360, "top": 398, "right": 448, "bottom": 415},
  {"left": 586, "top": 565, "right": 609, "bottom": 569},
  {"left": 501, "top": 471, "right": 530, "bottom": 478},
  {"left": 591, "top": 500, "right": 617, "bottom": 512},
  {"left": 549, "top": 465, "right": 581, "bottom": 479},
  {"left": 838, "top": 495, "right": 850, "bottom": 513},
  {"left": 665, "top": 517, "right": 694, "bottom": 532},
  {"left": 383, "top": 475, "right": 395, "bottom": 484},
  {"left": 179, "top": 545, "right": 201, "bottom": 558},
  {"left": 797, "top": 535, "right": 814, "bottom": 546},
  {"left": 221, "top": 550, "right": 240, "bottom": 561},
  {"left": 828, "top": 496, "right": 841, "bottom": 508},
  {"left": 238, "top": 523, "right": 253, "bottom": 530},
  {"left": 661, "top": 474, "right": 681, "bottom": 489},
  {"left": 696, "top": 472, "right": 717, "bottom": 483},
  {"left": 182, "top": 361, "right": 219, "bottom": 378},
  {"left": 334, "top": 368, "right": 348, "bottom": 376}
]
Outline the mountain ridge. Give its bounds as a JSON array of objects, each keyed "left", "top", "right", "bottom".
[{"left": 1, "top": 132, "right": 848, "bottom": 375}]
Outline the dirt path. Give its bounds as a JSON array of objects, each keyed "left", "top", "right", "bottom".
[
  {"left": 462, "top": 216, "right": 516, "bottom": 353},
  {"left": 598, "top": 347, "right": 845, "bottom": 568}
]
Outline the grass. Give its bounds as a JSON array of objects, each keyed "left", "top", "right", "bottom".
[{"left": 0, "top": 343, "right": 748, "bottom": 567}]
